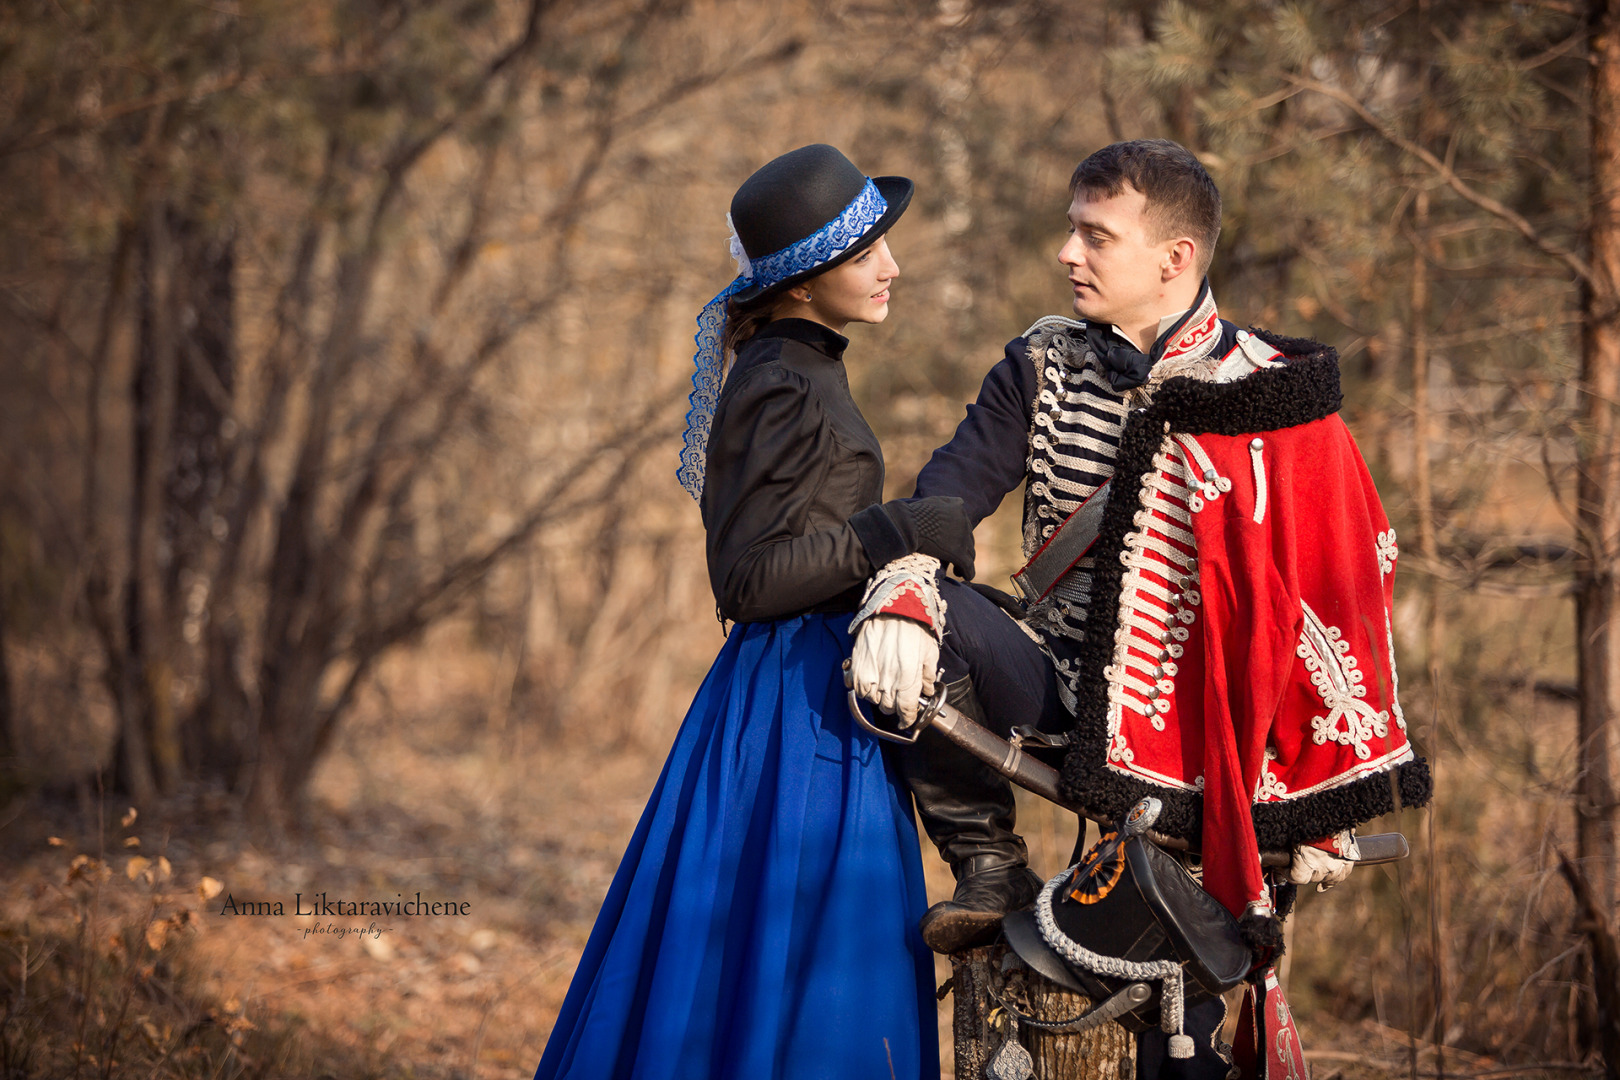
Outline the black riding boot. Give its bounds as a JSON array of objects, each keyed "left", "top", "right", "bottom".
[{"left": 892, "top": 677, "right": 1042, "bottom": 953}]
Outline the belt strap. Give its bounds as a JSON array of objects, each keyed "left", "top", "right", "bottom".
[{"left": 1011, "top": 479, "right": 1111, "bottom": 604}]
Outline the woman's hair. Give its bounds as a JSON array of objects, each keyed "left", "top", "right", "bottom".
[{"left": 722, "top": 291, "right": 782, "bottom": 359}]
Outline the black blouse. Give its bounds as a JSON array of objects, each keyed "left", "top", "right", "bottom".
[{"left": 700, "top": 319, "right": 886, "bottom": 622}]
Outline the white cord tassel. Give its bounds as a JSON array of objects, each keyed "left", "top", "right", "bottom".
[
  {"left": 1249, "top": 437, "right": 1267, "bottom": 525},
  {"left": 1161, "top": 968, "right": 1192, "bottom": 1057}
]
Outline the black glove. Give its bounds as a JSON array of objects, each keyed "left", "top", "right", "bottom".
[{"left": 849, "top": 496, "right": 976, "bottom": 580}]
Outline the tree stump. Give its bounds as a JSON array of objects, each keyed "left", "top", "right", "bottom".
[{"left": 949, "top": 945, "right": 1134, "bottom": 1080}]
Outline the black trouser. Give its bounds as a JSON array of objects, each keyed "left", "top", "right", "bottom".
[{"left": 888, "top": 577, "right": 1068, "bottom": 868}]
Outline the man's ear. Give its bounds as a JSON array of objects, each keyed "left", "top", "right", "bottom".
[{"left": 1162, "top": 238, "right": 1198, "bottom": 282}]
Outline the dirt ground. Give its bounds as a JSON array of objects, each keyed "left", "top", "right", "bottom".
[{"left": 0, "top": 638, "right": 1536, "bottom": 1080}]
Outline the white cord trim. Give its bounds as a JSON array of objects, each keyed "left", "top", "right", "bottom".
[
  {"left": 1133, "top": 573, "right": 1198, "bottom": 607},
  {"left": 1297, "top": 599, "right": 1389, "bottom": 760},
  {"left": 1104, "top": 435, "right": 1215, "bottom": 732},
  {"left": 1112, "top": 626, "right": 1184, "bottom": 665},
  {"left": 1149, "top": 474, "right": 1201, "bottom": 504},
  {"left": 1171, "top": 433, "right": 1228, "bottom": 493},
  {"left": 1250, "top": 438, "right": 1268, "bottom": 525},
  {"left": 1124, "top": 530, "right": 1198, "bottom": 567},
  {"left": 1123, "top": 652, "right": 1179, "bottom": 679},
  {"left": 1119, "top": 610, "right": 1191, "bottom": 642},
  {"left": 1376, "top": 528, "right": 1399, "bottom": 577},
  {"left": 1116, "top": 669, "right": 1175, "bottom": 697},
  {"left": 1140, "top": 493, "right": 1197, "bottom": 529},
  {"left": 1132, "top": 507, "right": 1197, "bottom": 548},
  {"left": 1108, "top": 686, "right": 1155, "bottom": 717},
  {"left": 849, "top": 553, "right": 946, "bottom": 643},
  {"left": 1130, "top": 592, "right": 1177, "bottom": 625},
  {"left": 1383, "top": 607, "right": 1408, "bottom": 733},
  {"left": 1034, "top": 869, "right": 1188, "bottom": 1044}
]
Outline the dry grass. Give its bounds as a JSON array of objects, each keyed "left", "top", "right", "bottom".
[{"left": 0, "top": 619, "right": 1604, "bottom": 1080}]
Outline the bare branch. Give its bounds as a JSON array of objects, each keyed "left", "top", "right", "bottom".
[
  {"left": 365, "top": 0, "right": 558, "bottom": 245},
  {"left": 346, "top": 389, "right": 684, "bottom": 662},
  {"left": 1277, "top": 70, "right": 1599, "bottom": 292},
  {"left": 0, "top": 72, "right": 249, "bottom": 159}
]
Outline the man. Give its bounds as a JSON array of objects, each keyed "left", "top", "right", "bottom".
[{"left": 849, "top": 139, "right": 1431, "bottom": 1072}]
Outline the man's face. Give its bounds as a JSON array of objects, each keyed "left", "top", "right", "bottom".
[{"left": 1057, "top": 185, "right": 1178, "bottom": 333}]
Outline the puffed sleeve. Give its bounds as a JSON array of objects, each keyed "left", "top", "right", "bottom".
[
  {"left": 911, "top": 338, "right": 1038, "bottom": 523},
  {"left": 702, "top": 365, "right": 877, "bottom": 622}
]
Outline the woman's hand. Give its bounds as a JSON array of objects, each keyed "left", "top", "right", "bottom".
[{"left": 849, "top": 614, "right": 940, "bottom": 727}]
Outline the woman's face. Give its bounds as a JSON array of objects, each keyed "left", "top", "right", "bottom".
[{"left": 784, "top": 236, "right": 899, "bottom": 333}]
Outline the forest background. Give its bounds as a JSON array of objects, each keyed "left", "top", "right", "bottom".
[{"left": 2, "top": 0, "right": 1619, "bottom": 1077}]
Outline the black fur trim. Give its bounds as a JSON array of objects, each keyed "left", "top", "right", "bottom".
[
  {"left": 1252, "top": 756, "right": 1433, "bottom": 851},
  {"left": 1142, "top": 333, "right": 1342, "bottom": 437},
  {"left": 1272, "top": 881, "right": 1299, "bottom": 921},
  {"left": 1057, "top": 335, "right": 1433, "bottom": 848},
  {"left": 1239, "top": 912, "right": 1287, "bottom": 964}
]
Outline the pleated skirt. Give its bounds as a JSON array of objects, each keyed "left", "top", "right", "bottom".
[{"left": 534, "top": 613, "right": 939, "bottom": 1080}]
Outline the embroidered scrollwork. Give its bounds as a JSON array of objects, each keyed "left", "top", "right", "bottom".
[
  {"left": 1254, "top": 747, "right": 1289, "bottom": 801},
  {"left": 1376, "top": 528, "right": 1399, "bottom": 576},
  {"left": 1296, "top": 600, "right": 1390, "bottom": 760}
]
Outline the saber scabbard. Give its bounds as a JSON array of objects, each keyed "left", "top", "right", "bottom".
[{"left": 842, "top": 665, "right": 1409, "bottom": 869}]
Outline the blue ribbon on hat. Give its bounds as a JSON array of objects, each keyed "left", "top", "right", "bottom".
[{"left": 677, "top": 178, "right": 888, "bottom": 500}]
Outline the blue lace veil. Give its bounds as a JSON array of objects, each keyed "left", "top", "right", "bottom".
[{"left": 677, "top": 178, "right": 888, "bottom": 501}]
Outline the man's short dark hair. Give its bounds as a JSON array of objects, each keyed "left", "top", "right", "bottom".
[{"left": 1070, "top": 140, "right": 1222, "bottom": 275}]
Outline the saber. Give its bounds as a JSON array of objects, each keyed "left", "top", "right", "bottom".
[{"left": 842, "top": 664, "right": 1409, "bottom": 868}]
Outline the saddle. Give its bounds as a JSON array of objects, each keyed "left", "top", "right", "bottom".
[{"left": 1000, "top": 797, "right": 1253, "bottom": 1054}]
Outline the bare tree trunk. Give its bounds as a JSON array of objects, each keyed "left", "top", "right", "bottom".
[
  {"left": 0, "top": 537, "right": 13, "bottom": 776},
  {"left": 1412, "top": 183, "right": 1451, "bottom": 1067},
  {"left": 1559, "top": 856, "right": 1620, "bottom": 1080},
  {"left": 1576, "top": 0, "right": 1620, "bottom": 917},
  {"left": 168, "top": 208, "right": 237, "bottom": 779},
  {"left": 931, "top": 0, "right": 975, "bottom": 350},
  {"left": 130, "top": 202, "right": 184, "bottom": 796},
  {"left": 246, "top": 647, "right": 328, "bottom": 830},
  {"left": 1410, "top": 7, "right": 1451, "bottom": 1060}
]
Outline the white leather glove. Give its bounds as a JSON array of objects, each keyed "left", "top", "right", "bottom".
[
  {"left": 849, "top": 614, "right": 939, "bottom": 727},
  {"left": 1287, "top": 843, "right": 1356, "bottom": 890}
]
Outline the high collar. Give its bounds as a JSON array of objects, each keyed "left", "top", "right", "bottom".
[
  {"left": 1105, "top": 279, "right": 1223, "bottom": 369},
  {"left": 1108, "top": 309, "right": 1190, "bottom": 348},
  {"left": 752, "top": 317, "right": 850, "bottom": 362}
]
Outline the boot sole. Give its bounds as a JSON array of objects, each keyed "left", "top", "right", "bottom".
[{"left": 919, "top": 906, "right": 1006, "bottom": 954}]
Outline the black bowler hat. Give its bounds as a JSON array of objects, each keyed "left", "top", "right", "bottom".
[{"left": 726, "top": 144, "right": 913, "bottom": 302}]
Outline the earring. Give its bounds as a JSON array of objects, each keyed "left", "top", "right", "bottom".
[{"left": 803, "top": 292, "right": 812, "bottom": 302}]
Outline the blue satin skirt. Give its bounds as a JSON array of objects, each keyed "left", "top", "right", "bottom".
[{"left": 534, "top": 614, "right": 939, "bottom": 1080}]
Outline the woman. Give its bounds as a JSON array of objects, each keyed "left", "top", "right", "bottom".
[{"left": 534, "top": 145, "right": 974, "bottom": 1079}]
